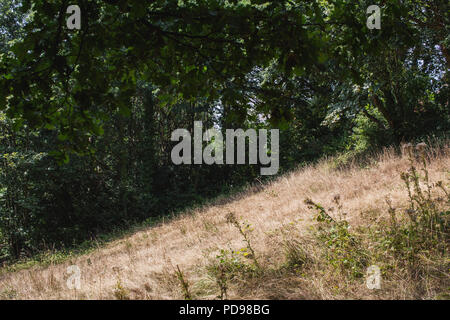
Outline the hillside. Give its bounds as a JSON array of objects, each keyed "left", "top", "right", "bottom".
[{"left": 0, "top": 143, "right": 449, "bottom": 300}]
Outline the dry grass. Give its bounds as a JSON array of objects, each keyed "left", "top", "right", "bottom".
[{"left": 0, "top": 143, "right": 448, "bottom": 300}]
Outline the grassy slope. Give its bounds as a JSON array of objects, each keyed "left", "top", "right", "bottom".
[{"left": 0, "top": 144, "right": 448, "bottom": 300}]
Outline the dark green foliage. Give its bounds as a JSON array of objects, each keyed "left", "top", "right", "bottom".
[{"left": 0, "top": 85, "right": 263, "bottom": 260}]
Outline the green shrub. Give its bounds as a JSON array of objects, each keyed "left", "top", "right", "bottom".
[
  {"left": 305, "top": 197, "right": 369, "bottom": 278},
  {"left": 379, "top": 144, "right": 449, "bottom": 277}
]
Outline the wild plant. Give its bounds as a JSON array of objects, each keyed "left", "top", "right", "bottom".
[
  {"left": 225, "top": 212, "right": 260, "bottom": 270},
  {"left": 382, "top": 143, "right": 449, "bottom": 276},
  {"left": 304, "top": 197, "right": 368, "bottom": 278},
  {"left": 281, "top": 239, "right": 309, "bottom": 272},
  {"left": 175, "top": 265, "right": 192, "bottom": 300},
  {"left": 113, "top": 279, "right": 130, "bottom": 300}
]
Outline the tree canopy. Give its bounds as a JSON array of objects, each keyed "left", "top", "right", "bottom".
[{"left": 3, "top": 1, "right": 446, "bottom": 154}]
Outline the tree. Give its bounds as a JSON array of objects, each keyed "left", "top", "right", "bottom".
[{"left": 0, "top": 0, "right": 336, "bottom": 156}]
